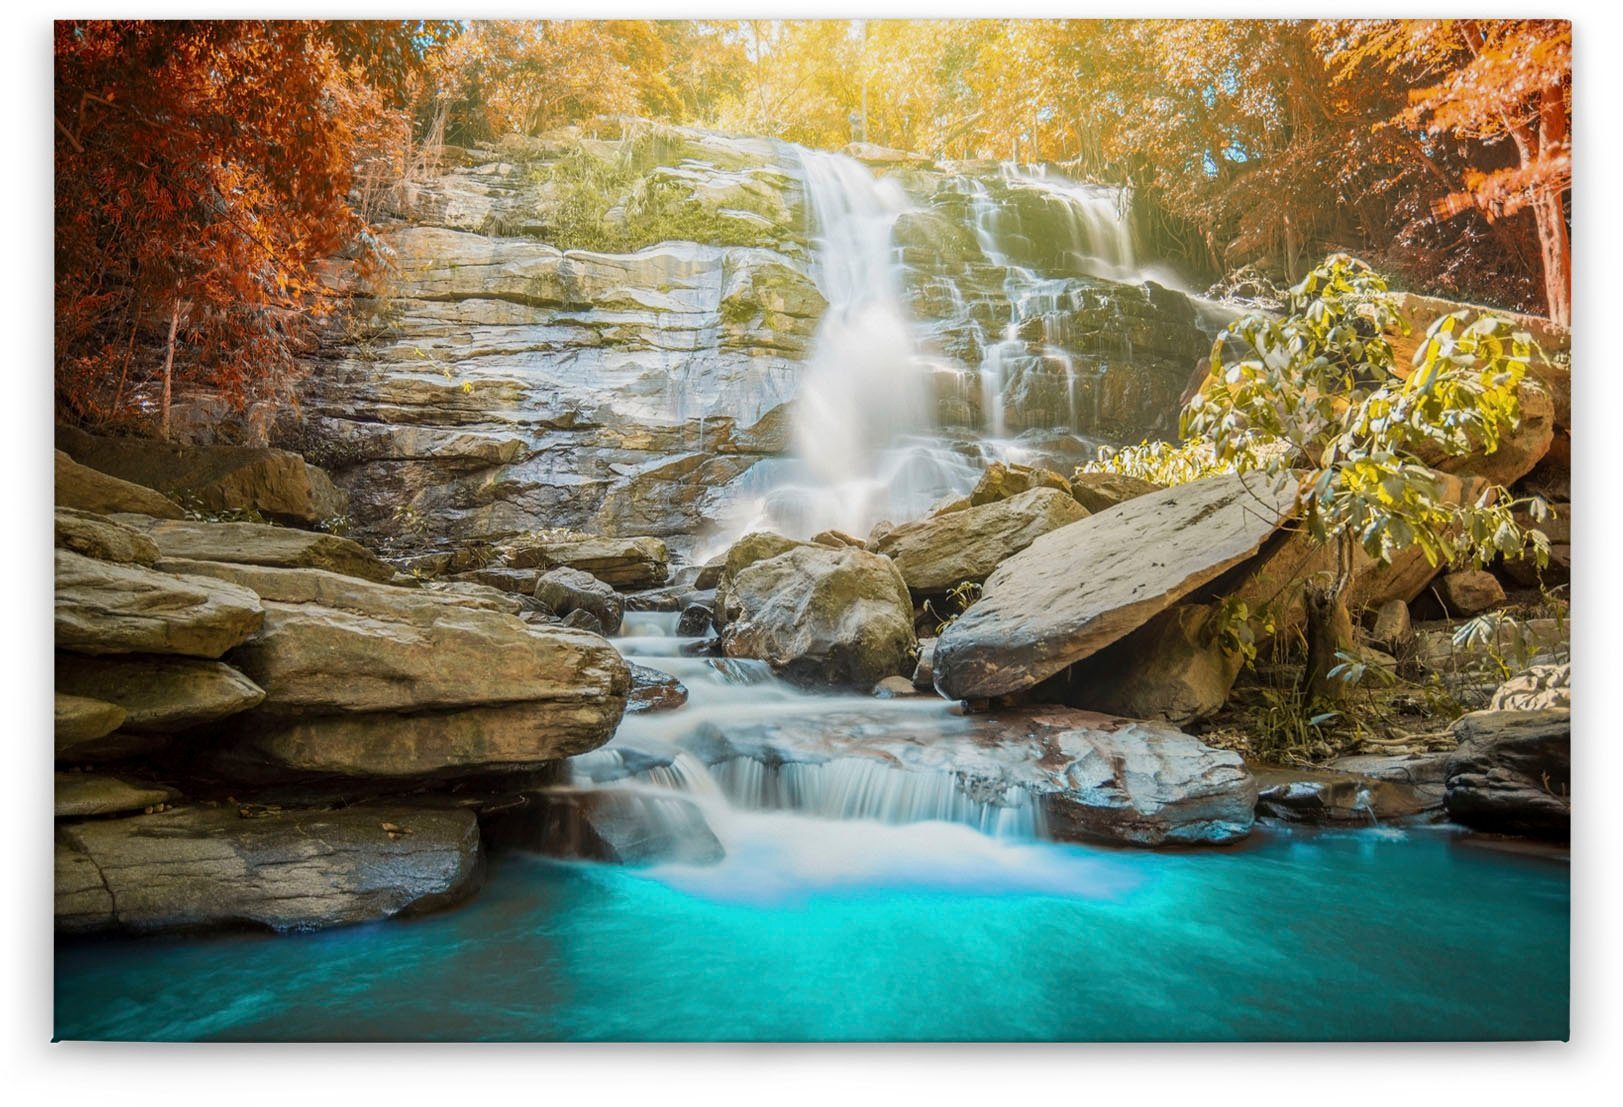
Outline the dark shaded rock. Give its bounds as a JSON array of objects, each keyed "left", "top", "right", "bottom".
[
  {"left": 55, "top": 803, "right": 482, "bottom": 934},
  {"left": 1445, "top": 709, "right": 1570, "bottom": 840},
  {"left": 1254, "top": 753, "right": 1448, "bottom": 824},
  {"left": 677, "top": 603, "right": 714, "bottom": 637},
  {"left": 627, "top": 662, "right": 690, "bottom": 713},
  {"left": 561, "top": 608, "right": 604, "bottom": 633},
  {"left": 56, "top": 427, "right": 346, "bottom": 525},
  {"left": 483, "top": 788, "right": 723, "bottom": 866},
  {"left": 935, "top": 474, "right": 1299, "bottom": 699},
  {"left": 1059, "top": 603, "right": 1242, "bottom": 725},
  {"left": 55, "top": 772, "right": 180, "bottom": 818},
  {"left": 55, "top": 450, "right": 183, "bottom": 519}
]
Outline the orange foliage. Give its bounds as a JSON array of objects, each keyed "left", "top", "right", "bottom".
[{"left": 53, "top": 20, "right": 443, "bottom": 427}]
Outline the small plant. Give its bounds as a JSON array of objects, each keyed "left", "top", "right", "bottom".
[{"left": 923, "top": 580, "right": 983, "bottom": 635}]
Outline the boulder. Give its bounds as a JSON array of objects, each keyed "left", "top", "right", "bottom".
[
  {"left": 872, "top": 675, "right": 920, "bottom": 698},
  {"left": 694, "top": 556, "right": 726, "bottom": 590},
  {"left": 627, "top": 663, "right": 689, "bottom": 713},
  {"left": 55, "top": 550, "right": 264, "bottom": 659},
  {"left": 1367, "top": 598, "right": 1414, "bottom": 652},
  {"left": 1435, "top": 569, "right": 1507, "bottom": 616},
  {"left": 967, "top": 461, "right": 1071, "bottom": 506},
  {"left": 1069, "top": 471, "right": 1163, "bottom": 514},
  {"left": 677, "top": 603, "right": 713, "bottom": 637},
  {"left": 113, "top": 515, "right": 394, "bottom": 583},
  {"left": 229, "top": 601, "right": 630, "bottom": 719},
  {"left": 483, "top": 788, "right": 723, "bottom": 867},
  {"left": 55, "top": 693, "right": 126, "bottom": 751},
  {"left": 1254, "top": 753, "right": 1448, "bottom": 824},
  {"left": 55, "top": 655, "right": 265, "bottom": 733},
  {"left": 56, "top": 427, "right": 346, "bottom": 525},
  {"left": 721, "top": 544, "right": 916, "bottom": 688},
  {"left": 55, "top": 803, "right": 482, "bottom": 934},
  {"left": 451, "top": 566, "right": 544, "bottom": 594},
  {"left": 561, "top": 608, "right": 604, "bottom": 633},
  {"left": 55, "top": 450, "right": 183, "bottom": 519},
  {"left": 872, "top": 487, "right": 1089, "bottom": 594},
  {"left": 1489, "top": 663, "right": 1570, "bottom": 711},
  {"left": 55, "top": 772, "right": 179, "bottom": 818},
  {"left": 534, "top": 566, "right": 625, "bottom": 635},
  {"left": 55, "top": 508, "right": 160, "bottom": 566},
  {"left": 935, "top": 474, "right": 1299, "bottom": 700},
  {"left": 506, "top": 534, "right": 669, "bottom": 589},
  {"left": 1444, "top": 709, "right": 1570, "bottom": 839},
  {"left": 1059, "top": 603, "right": 1243, "bottom": 725}
]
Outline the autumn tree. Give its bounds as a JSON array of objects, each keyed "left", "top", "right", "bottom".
[
  {"left": 1325, "top": 20, "right": 1571, "bottom": 323},
  {"left": 54, "top": 20, "right": 443, "bottom": 430}
]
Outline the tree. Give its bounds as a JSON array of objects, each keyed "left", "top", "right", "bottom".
[
  {"left": 1090, "top": 255, "right": 1551, "bottom": 704},
  {"left": 1326, "top": 20, "right": 1571, "bottom": 323},
  {"left": 54, "top": 20, "right": 443, "bottom": 429}
]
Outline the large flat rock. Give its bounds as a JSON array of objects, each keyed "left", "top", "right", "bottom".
[
  {"left": 56, "top": 803, "right": 482, "bottom": 934},
  {"left": 56, "top": 655, "right": 265, "bottom": 733},
  {"left": 55, "top": 508, "right": 161, "bottom": 566},
  {"left": 55, "top": 550, "right": 265, "bottom": 659},
  {"left": 873, "top": 486, "right": 1088, "bottom": 593},
  {"left": 113, "top": 515, "right": 394, "bottom": 583},
  {"left": 55, "top": 450, "right": 183, "bottom": 519},
  {"left": 934, "top": 474, "right": 1299, "bottom": 699},
  {"left": 1445, "top": 709, "right": 1570, "bottom": 840}
]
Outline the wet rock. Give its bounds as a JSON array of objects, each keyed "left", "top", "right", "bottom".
[
  {"left": 55, "top": 772, "right": 180, "bottom": 818},
  {"left": 1436, "top": 569, "right": 1506, "bottom": 616},
  {"left": 1254, "top": 754, "right": 1448, "bottom": 824},
  {"left": 677, "top": 603, "right": 714, "bottom": 637},
  {"left": 534, "top": 566, "right": 624, "bottom": 635},
  {"left": 55, "top": 508, "right": 160, "bottom": 566},
  {"left": 56, "top": 427, "right": 346, "bottom": 525},
  {"left": 1059, "top": 603, "right": 1242, "bottom": 725},
  {"left": 667, "top": 705, "right": 1255, "bottom": 847},
  {"left": 1068, "top": 471, "right": 1163, "bottom": 514},
  {"left": 873, "top": 675, "right": 920, "bottom": 698},
  {"left": 55, "top": 803, "right": 483, "bottom": 934},
  {"left": 627, "top": 663, "right": 690, "bottom": 713},
  {"left": 720, "top": 544, "right": 916, "bottom": 689},
  {"left": 560, "top": 608, "right": 604, "bottom": 633},
  {"left": 505, "top": 534, "right": 669, "bottom": 589},
  {"left": 112, "top": 515, "right": 394, "bottom": 583},
  {"left": 912, "top": 637, "right": 938, "bottom": 691},
  {"left": 935, "top": 474, "right": 1299, "bottom": 699},
  {"left": 1490, "top": 663, "right": 1570, "bottom": 711},
  {"left": 55, "top": 550, "right": 264, "bottom": 659},
  {"left": 55, "top": 655, "right": 265, "bottom": 733},
  {"left": 55, "top": 450, "right": 183, "bottom": 519},
  {"left": 1445, "top": 709, "right": 1570, "bottom": 840},
  {"left": 694, "top": 556, "right": 726, "bottom": 590},
  {"left": 872, "top": 487, "right": 1088, "bottom": 594},
  {"left": 484, "top": 788, "right": 723, "bottom": 867}
]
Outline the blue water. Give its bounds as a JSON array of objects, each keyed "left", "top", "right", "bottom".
[{"left": 54, "top": 820, "right": 1568, "bottom": 1042}]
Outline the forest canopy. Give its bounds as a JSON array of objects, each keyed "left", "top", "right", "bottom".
[{"left": 54, "top": 18, "right": 1571, "bottom": 427}]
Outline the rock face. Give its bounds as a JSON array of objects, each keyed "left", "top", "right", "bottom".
[
  {"left": 934, "top": 474, "right": 1299, "bottom": 700},
  {"left": 872, "top": 487, "right": 1088, "bottom": 593},
  {"left": 113, "top": 515, "right": 394, "bottom": 583},
  {"left": 56, "top": 450, "right": 184, "bottom": 519},
  {"left": 609, "top": 705, "right": 1256, "bottom": 847},
  {"left": 56, "top": 427, "right": 346, "bottom": 525},
  {"left": 55, "top": 550, "right": 265, "bottom": 658},
  {"left": 1444, "top": 709, "right": 1570, "bottom": 840},
  {"left": 719, "top": 544, "right": 916, "bottom": 688},
  {"left": 56, "top": 804, "right": 483, "bottom": 934},
  {"left": 1254, "top": 753, "right": 1448, "bottom": 825}
]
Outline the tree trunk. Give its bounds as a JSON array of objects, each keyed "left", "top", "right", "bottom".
[
  {"left": 159, "top": 297, "right": 180, "bottom": 441},
  {"left": 1534, "top": 85, "right": 1572, "bottom": 325},
  {"left": 1300, "top": 531, "right": 1356, "bottom": 706}
]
